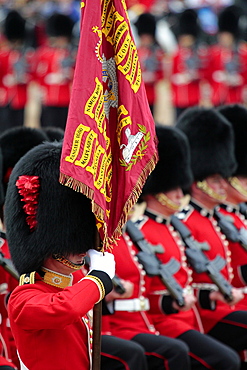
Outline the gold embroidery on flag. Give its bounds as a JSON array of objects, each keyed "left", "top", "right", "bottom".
[
  {"left": 84, "top": 77, "right": 103, "bottom": 119},
  {"left": 101, "top": 0, "right": 142, "bottom": 92},
  {"left": 95, "top": 152, "right": 107, "bottom": 189},
  {"left": 65, "top": 124, "right": 90, "bottom": 163},
  {"left": 117, "top": 104, "right": 133, "bottom": 144},
  {"left": 119, "top": 124, "right": 150, "bottom": 171},
  {"left": 86, "top": 145, "right": 105, "bottom": 176},
  {"left": 103, "top": 4, "right": 115, "bottom": 38},
  {"left": 92, "top": 27, "right": 103, "bottom": 63},
  {"left": 115, "top": 33, "right": 131, "bottom": 64},
  {"left": 101, "top": 0, "right": 111, "bottom": 27},
  {"left": 112, "top": 21, "right": 128, "bottom": 48},
  {"left": 75, "top": 130, "right": 98, "bottom": 168},
  {"left": 126, "top": 50, "right": 138, "bottom": 85},
  {"left": 117, "top": 42, "right": 135, "bottom": 76}
]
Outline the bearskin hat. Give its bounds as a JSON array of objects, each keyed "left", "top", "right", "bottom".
[
  {"left": 0, "top": 127, "right": 48, "bottom": 203},
  {"left": 4, "top": 10, "right": 26, "bottom": 42},
  {"left": 218, "top": 5, "right": 243, "bottom": 38},
  {"left": 42, "top": 126, "right": 64, "bottom": 142},
  {"left": 176, "top": 107, "right": 236, "bottom": 181},
  {"left": 218, "top": 104, "right": 247, "bottom": 177},
  {"left": 46, "top": 13, "right": 74, "bottom": 38},
  {"left": 141, "top": 125, "right": 193, "bottom": 196},
  {"left": 4, "top": 141, "right": 96, "bottom": 275},
  {"left": 178, "top": 9, "right": 200, "bottom": 38},
  {"left": 135, "top": 12, "right": 156, "bottom": 37}
]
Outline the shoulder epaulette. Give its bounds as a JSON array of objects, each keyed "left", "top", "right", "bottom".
[{"left": 19, "top": 272, "right": 36, "bottom": 286}]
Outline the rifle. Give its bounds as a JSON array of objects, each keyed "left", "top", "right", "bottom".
[
  {"left": 112, "top": 275, "right": 126, "bottom": 295},
  {"left": 239, "top": 202, "right": 247, "bottom": 218},
  {"left": 0, "top": 252, "right": 19, "bottom": 281},
  {"left": 126, "top": 220, "right": 185, "bottom": 307},
  {"left": 214, "top": 209, "right": 247, "bottom": 251},
  {"left": 170, "top": 215, "right": 233, "bottom": 302}
]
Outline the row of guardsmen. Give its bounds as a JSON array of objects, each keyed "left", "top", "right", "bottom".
[
  {"left": 1, "top": 101, "right": 247, "bottom": 369},
  {"left": 2, "top": 5, "right": 247, "bottom": 132}
]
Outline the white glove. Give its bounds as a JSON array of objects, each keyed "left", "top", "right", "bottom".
[{"left": 87, "top": 249, "right": 115, "bottom": 279}]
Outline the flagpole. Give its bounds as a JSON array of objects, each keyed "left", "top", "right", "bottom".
[{"left": 92, "top": 301, "right": 102, "bottom": 370}]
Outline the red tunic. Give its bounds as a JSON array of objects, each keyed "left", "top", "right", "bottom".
[
  {"left": 206, "top": 43, "right": 247, "bottom": 105},
  {"left": 32, "top": 45, "right": 76, "bottom": 107},
  {"left": 109, "top": 234, "right": 158, "bottom": 340},
  {"left": 8, "top": 272, "right": 103, "bottom": 370},
  {"left": 171, "top": 45, "right": 209, "bottom": 108},
  {"left": 181, "top": 205, "right": 238, "bottom": 333},
  {"left": 139, "top": 216, "right": 203, "bottom": 338},
  {"left": 137, "top": 44, "right": 164, "bottom": 106},
  {"left": 0, "top": 46, "right": 33, "bottom": 109},
  {"left": 217, "top": 205, "right": 247, "bottom": 311},
  {"left": 0, "top": 237, "right": 18, "bottom": 368}
]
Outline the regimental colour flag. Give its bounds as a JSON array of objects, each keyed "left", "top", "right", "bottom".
[{"left": 60, "top": 0, "right": 158, "bottom": 248}]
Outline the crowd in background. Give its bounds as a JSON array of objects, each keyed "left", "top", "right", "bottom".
[{"left": 1, "top": 0, "right": 247, "bottom": 132}]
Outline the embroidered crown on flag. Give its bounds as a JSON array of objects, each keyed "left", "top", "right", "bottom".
[{"left": 60, "top": 0, "right": 158, "bottom": 249}]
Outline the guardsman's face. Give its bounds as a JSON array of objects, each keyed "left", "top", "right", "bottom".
[
  {"left": 218, "top": 32, "right": 235, "bottom": 48},
  {"left": 226, "top": 176, "right": 247, "bottom": 204},
  {"left": 166, "top": 188, "right": 184, "bottom": 204},
  {"left": 193, "top": 174, "right": 227, "bottom": 209},
  {"left": 206, "top": 175, "right": 227, "bottom": 195}
]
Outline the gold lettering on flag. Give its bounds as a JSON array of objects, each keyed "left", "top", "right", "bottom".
[
  {"left": 101, "top": 0, "right": 141, "bottom": 92},
  {"left": 75, "top": 130, "right": 98, "bottom": 168},
  {"left": 117, "top": 105, "right": 132, "bottom": 144},
  {"left": 60, "top": 0, "right": 158, "bottom": 248},
  {"left": 65, "top": 124, "right": 90, "bottom": 163},
  {"left": 65, "top": 124, "right": 112, "bottom": 202},
  {"left": 84, "top": 77, "right": 106, "bottom": 133}
]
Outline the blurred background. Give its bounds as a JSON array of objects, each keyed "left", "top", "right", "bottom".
[{"left": 0, "top": 0, "right": 247, "bottom": 132}]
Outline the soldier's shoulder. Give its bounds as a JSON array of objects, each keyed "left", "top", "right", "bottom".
[{"left": 19, "top": 271, "right": 36, "bottom": 286}]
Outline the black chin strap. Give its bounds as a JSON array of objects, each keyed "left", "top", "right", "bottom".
[{"left": 52, "top": 254, "right": 85, "bottom": 270}]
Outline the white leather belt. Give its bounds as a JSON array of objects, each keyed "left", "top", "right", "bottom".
[
  {"left": 151, "top": 286, "right": 194, "bottom": 296},
  {"left": 192, "top": 283, "right": 218, "bottom": 290},
  {"left": 114, "top": 298, "right": 150, "bottom": 312}
]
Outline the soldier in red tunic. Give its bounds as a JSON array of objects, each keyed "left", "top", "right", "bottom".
[
  {"left": 0, "top": 10, "right": 33, "bottom": 133},
  {"left": 4, "top": 141, "right": 115, "bottom": 370},
  {"left": 0, "top": 126, "right": 48, "bottom": 370},
  {"left": 205, "top": 6, "right": 247, "bottom": 106},
  {"left": 215, "top": 104, "right": 247, "bottom": 311},
  {"left": 136, "top": 124, "right": 241, "bottom": 369},
  {"left": 176, "top": 107, "right": 247, "bottom": 368},
  {"left": 135, "top": 12, "right": 165, "bottom": 115},
  {"left": 106, "top": 230, "right": 191, "bottom": 370},
  {"left": 32, "top": 13, "right": 76, "bottom": 130},
  {"left": 170, "top": 9, "right": 209, "bottom": 118}
]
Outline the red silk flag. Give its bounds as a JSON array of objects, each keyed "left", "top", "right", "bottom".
[{"left": 60, "top": 0, "right": 158, "bottom": 248}]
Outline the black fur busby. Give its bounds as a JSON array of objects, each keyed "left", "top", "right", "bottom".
[
  {"left": 46, "top": 13, "right": 74, "bottom": 38},
  {"left": 218, "top": 5, "right": 243, "bottom": 38},
  {"left": 178, "top": 9, "right": 200, "bottom": 38},
  {"left": 42, "top": 127, "right": 64, "bottom": 142},
  {"left": 135, "top": 13, "right": 156, "bottom": 37},
  {"left": 218, "top": 104, "right": 247, "bottom": 177},
  {"left": 0, "top": 127, "right": 48, "bottom": 202},
  {"left": 176, "top": 107, "right": 237, "bottom": 181},
  {"left": 4, "top": 141, "right": 96, "bottom": 275},
  {"left": 4, "top": 10, "right": 26, "bottom": 42},
  {"left": 141, "top": 125, "right": 193, "bottom": 196}
]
